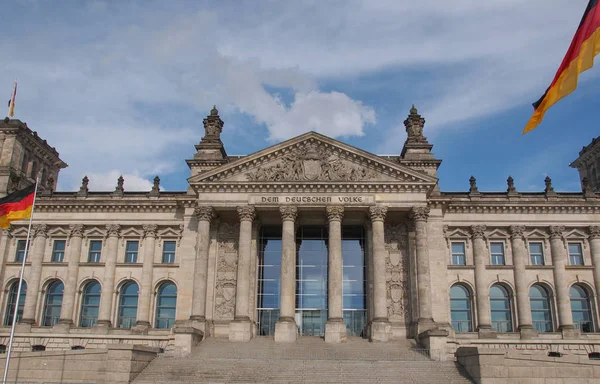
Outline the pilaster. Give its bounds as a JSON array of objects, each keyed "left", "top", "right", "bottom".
[
  {"left": 274, "top": 206, "right": 298, "bottom": 342},
  {"left": 324, "top": 206, "right": 347, "bottom": 343},
  {"left": 549, "top": 226, "right": 576, "bottom": 338},
  {"left": 133, "top": 224, "right": 157, "bottom": 333},
  {"left": 19, "top": 224, "right": 47, "bottom": 326},
  {"left": 368, "top": 205, "right": 392, "bottom": 342},
  {"left": 58, "top": 224, "right": 84, "bottom": 328},
  {"left": 471, "top": 225, "right": 495, "bottom": 338},
  {"left": 510, "top": 225, "right": 537, "bottom": 339},
  {"left": 96, "top": 224, "right": 120, "bottom": 329}
]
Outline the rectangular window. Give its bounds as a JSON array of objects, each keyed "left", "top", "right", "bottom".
[
  {"left": 451, "top": 242, "right": 466, "bottom": 265},
  {"left": 162, "top": 241, "right": 176, "bottom": 263},
  {"left": 529, "top": 242, "right": 545, "bottom": 266},
  {"left": 51, "top": 240, "right": 66, "bottom": 262},
  {"left": 490, "top": 242, "right": 505, "bottom": 265},
  {"left": 568, "top": 243, "right": 584, "bottom": 266},
  {"left": 125, "top": 241, "right": 139, "bottom": 263},
  {"left": 15, "top": 240, "right": 27, "bottom": 262},
  {"left": 88, "top": 240, "right": 102, "bottom": 263}
]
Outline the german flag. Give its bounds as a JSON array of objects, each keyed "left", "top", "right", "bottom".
[
  {"left": 0, "top": 184, "right": 36, "bottom": 229},
  {"left": 524, "top": 0, "right": 600, "bottom": 134}
]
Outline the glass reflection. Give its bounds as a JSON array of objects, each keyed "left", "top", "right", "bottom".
[{"left": 256, "top": 226, "right": 282, "bottom": 336}]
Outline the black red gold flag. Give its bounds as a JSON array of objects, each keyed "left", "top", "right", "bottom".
[
  {"left": 524, "top": 0, "right": 600, "bottom": 133},
  {"left": 0, "top": 184, "right": 36, "bottom": 229}
]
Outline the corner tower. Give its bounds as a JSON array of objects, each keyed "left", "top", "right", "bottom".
[
  {"left": 570, "top": 136, "right": 600, "bottom": 193},
  {"left": 186, "top": 106, "right": 230, "bottom": 179}
]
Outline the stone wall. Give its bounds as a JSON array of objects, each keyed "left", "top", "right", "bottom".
[
  {"left": 0, "top": 344, "right": 159, "bottom": 383},
  {"left": 456, "top": 346, "right": 600, "bottom": 384}
]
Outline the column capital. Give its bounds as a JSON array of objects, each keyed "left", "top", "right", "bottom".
[
  {"left": 194, "top": 206, "right": 215, "bottom": 222},
  {"left": 549, "top": 225, "right": 565, "bottom": 239},
  {"left": 32, "top": 223, "right": 48, "bottom": 238},
  {"left": 69, "top": 224, "right": 84, "bottom": 238},
  {"left": 368, "top": 205, "right": 387, "bottom": 222},
  {"left": 409, "top": 206, "right": 430, "bottom": 222},
  {"left": 142, "top": 224, "right": 158, "bottom": 238},
  {"left": 470, "top": 225, "right": 487, "bottom": 239},
  {"left": 280, "top": 206, "right": 298, "bottom": 222},
  {"left": 509, "top": 225, "right": 526, "bottom": 240},
  {"left": 237, "top": 206, "right": 256, "bottom": 222},
  {"left": 326, "top": 206, "right": 344, "bottom": 222},
  {"left": 106, "top": 224, "right": 121, "bottom": 237},
  {"left": 589, "top": 225, "right": 600, "bottom": 239}
]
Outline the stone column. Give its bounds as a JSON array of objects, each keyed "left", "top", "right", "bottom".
[
  {"left": 58, "top": 224, "right": 84, "bottom": 326},
  {"left": 20, "top": 224, "right": 47, "bottom": 325},
  {"left": 135, "top": 224, "right": 157, "bottom": 330},
  {"left": 510, "top": 225, "right": 536, "bottom": 339},
  {"left": 471, "top": 225, "right": 494, "bottom": 337},
  {"left": 369, "top": 205, "right": 392, "bottom": 342},
  {"left": 549, "top": 226, "right": 575, "bottom": 337},
  {"left": 410, "top": 206, "right": 436, "bottom": 335},
  {"left": 325, "top": 206, "right": 347, "bottom": 343},
  {"left": 229, "top": 206, "right": 256, "bottom": 342},
  {"left": 274, "top": 206, "right": 298, "bottom": 342},
  {"left": 97, "top": 224, "right": 120, "bottom": 327},
  {"left": 190, "top": 206, "right": 215, "bottom": 324},
  {"left": 590, "top": 226, "right": 600, "bottom": 313}
]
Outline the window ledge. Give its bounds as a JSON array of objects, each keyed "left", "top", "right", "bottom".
[
  {"left": 153, "top": 263, "right": 180, "bottom": 268},
  {"left": 116, "top": 263, "right": 143, "bottom": 267},
  {"left": 5, "top": 262, "right": 31, "bottom": 266},
  {"left": 44, "top": 262, "right": 68, "bottom": 266},
  {"left": 486, "top": 265, "right": 514, "bottom": 270},
  {"left": 565, "top": 265, "right": 594, "bottom": 270},
  {"left": 79, "top": 262, "right": 106, "bottom": 267},
  {"left": 525, "top": 265, "right": 554, "bottom": 270},
  {"left": 447, "top": 265, "right": 475, "bottom": 270}
]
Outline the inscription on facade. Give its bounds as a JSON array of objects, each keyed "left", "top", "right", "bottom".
[{"left": 250, "top": 195, "right": 375, "bottom": 205}]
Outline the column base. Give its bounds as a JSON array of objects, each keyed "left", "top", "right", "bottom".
[
  {"left": 173, "top": 325, "right": 204, "bottom": 356},
  {"left": 477, "top": 325, "right": 497, "bottom": 339},
  {"left": 229, "top": 317, "right": 253, "bottom": 342},
  {"left": 416, "top": 317, "right": 436, "bottom": 336},
  {"left": 92, "top": 320, "right": 111, "bottom": 334},
  {"left": 19, "top": 317, "right": 35, "bottom": 325},
  {"left": 324, "top": 319, "right": 347, "bottom": 344},
  {"left": 131, "top": 321, "right": 151, "bottom": 335},
  {"left": 274, "top": 317, "right": 298, "bottom": 342},
  {"left": 418, "top": 329, "right": 449, "bottom": 361},
  {"left": 369, "top": 319, "right": 392, "bottom": 342},
  {"left": 53, "top": 322, "right": 71, "bottom": 334},
  {"left": 559, "top": 325, "right": 578, "bottom": 339},
  {"left": 518, "top": 324, "right": 538, "bottom": 339}
]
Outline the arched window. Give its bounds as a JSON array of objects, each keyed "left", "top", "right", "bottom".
[
  {"left": 43, "top": 280, "right": 64, "bottom": 326},
  {"left": 117, "top": 281, "right": 139, "bottom": 329},
  {"left": 530, "top": 285, "right": 553, "bottom": 332},
  {"left": 490, "top": 284, "right": 513, "bottom": 332},
  {"left": 449, "top": 284, "right": 473, "bottom": 332},
  {"left": 79, "top": 281, "right": 101, "bottom": 327},
  {"left": 155, "top": 282, "right": 177, "bottom": 329},
  {"left": 3, "top": 281, "right": 26, "bottom": 326},
  {"left": 570, "top": 285, "right": 594, "bottom": 333}
]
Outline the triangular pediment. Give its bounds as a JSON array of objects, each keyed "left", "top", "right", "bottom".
[{"left": 189, "top": 132, "right": 437, "bottom": 192}]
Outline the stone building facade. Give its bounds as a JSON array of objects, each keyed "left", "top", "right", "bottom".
[{"left": 0, "top": 109, "right": 599, "bottom": 358}]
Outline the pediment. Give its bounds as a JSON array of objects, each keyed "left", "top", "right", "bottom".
[
  {"left": 564, "top": 228, "right": 587, "bottom": 239},
  {"left": 526, "top": 228, "right": 548, "bottom": 239},
  {"left": 189, "top": 132, "right": 437, "bottom": 192}
]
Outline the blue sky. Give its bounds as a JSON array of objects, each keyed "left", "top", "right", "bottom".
[{"left": 2, "top": 0, "right": 599, "bottom": 193}]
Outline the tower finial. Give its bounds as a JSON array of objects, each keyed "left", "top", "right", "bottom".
[
  {"left": 410, "top": 104, "right": 418, "bottom": 114},
  {"left": 210, "top": 105, "right": 219, "bottom": 116}
]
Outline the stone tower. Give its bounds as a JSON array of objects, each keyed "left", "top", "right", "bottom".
[
  {"left": 186, "top": 106, "right": 230, "bottom": 179},
  {"left": 570, "top": 136, "right": 600, "bottom": 193},
  {"left": 0, "top": 118, "right": 67, "bottom": 197}
]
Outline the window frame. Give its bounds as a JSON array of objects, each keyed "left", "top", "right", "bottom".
[
  {"left": 567, "top": 242, "right": 584, "bottom": 266},
  {"left": 490, "top": 241, "right": 506, "bottom": 266},
  {"left": 15, "top": 239, "right": 27, "bottom": 262},
  {"left": 88, "top": 240, "right": 103, "bottom": 263},
  {"left": 155, "top": 282, "right": 177, "bottom": 329},
  {"left": 529, "top": 284, "right": 553, "bottom": 333},
  {"left": 42, "top": 280, "right": 64, "bottom": 327},
  {"left": 528, "top": 241, "right": 545, "bottom": 266},
  {"left": 51, "top": 239, "right": 66, "bottom": 263},
  {"left": 449, "top": 284, "right": 473, "bottom": 333},
  {"left": 450, "top": 241, "right": 467, "bottom": 266},
  {"left": 161, "top": 240, "right": 177, "bottom": 264},
  {"left": 489, "top": 284, "right": 514, "bottom": 332},
  {"left": 124, "top": 240, "right": 139, "bottom": 263},
  {"left": 79, "top": 280, "right": 101, "bottom": 328},
  {"left": 117, "top": 281, "right": 139, "bottom": 329}
]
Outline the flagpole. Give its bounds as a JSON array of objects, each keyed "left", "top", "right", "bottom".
[{"left": 2, "top": 177, "right": 40, "bottom": 384}]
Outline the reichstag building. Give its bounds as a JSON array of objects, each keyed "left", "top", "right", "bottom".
[{"left": 0, "top": 107, "right": 599, "bottom": 359}]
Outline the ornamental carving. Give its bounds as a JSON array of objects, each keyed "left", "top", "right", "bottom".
[
  {"left": 384, "top": 223, "right": 410, "bottom": 321},
  {"left": 369, "top": 205, "right": 387, "bottom": 222},
  {"left": 69, "top": 224, "right": 84, "bottom": 238},
  {"left": 143, "top": 224, "right": 158, "bottom": 238},
  {"left": 215, "top": 221, "right": 239, "bottom": 320},
  {"left": 590, "top": 226, "right": 600, "bottom": 239},
  {"left": 106, "top": 224, "right": 120, "bottom": 237},
  {"left": 245, "top": 145, "right": 377, "bottom": 182},
  {"left": 32, "top": 224, "right": 48, "bottom": 238},
  {"left": 510, "top": 225, "right": 525, "bottom": 239},
  {"left": 471, "top": 225, "right": 486, "bottom": 239},
  {"left": 237, "top": 206, "right": 256, "bottom": 222},
  {"left": 326, "top": 206, "right": 344, "bottom": 222},
  {"left": 549, "top": 226, "right": 565, "bottom": 239},
  {"left": 280, "top": 206, "right": 298, "bottom": 221},
  {"left": 195, "top": 206, "right": 215, "bottom": 222},
  {"left": 409, "top": 206, "right": 430, "bottom": 222}
]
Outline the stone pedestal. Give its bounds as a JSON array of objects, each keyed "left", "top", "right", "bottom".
[
  {"left": 518, "top": 324, "right": 538, "bottom": 339},
  {"left": 173, "top": 326, "right": 204, "bottom": 356},
  {"left": 560, "top": 325, "right": 578, "bottom": 339},
  {"left": 274, "top": 317, "right": 298, "bottom": 342},
  {"left": 325, "top": 319, "right": 348, "bottom": 344},
  {"left": 229, "top": 318, "right": 253, "bottom": 342},
  {"left": 370, "top": 320, "right": 392, "bottom": 342},
  {"left": 131, "top": 322, "right": 150, "bottom": 335},
  {"left": 417, "top": 318, "right": 437, "bottom": 336},
  {"left": 477, "top": 326, "right": 497, "bottom": 339},
  {"left": 52, "top": 322, "right": 71, "bottom": 334},
  {"left": 418, "top": 329, "right": 449, "bottom": 361}
]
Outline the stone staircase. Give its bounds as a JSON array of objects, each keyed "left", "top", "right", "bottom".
[{"left": 133, "top": 337, "right": 473, "bottom": 384}]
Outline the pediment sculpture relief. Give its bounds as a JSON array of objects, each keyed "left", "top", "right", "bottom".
[{"left": 245, "top": 145, "right": 377, "bottom": 182}]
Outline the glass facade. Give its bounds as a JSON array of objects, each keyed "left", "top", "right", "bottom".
[
  {"left": 342, "top": 226, "right": 366, "bottom": 337},
  {"left": 256, "top": 226, "right": 282, "bottom": 336}
]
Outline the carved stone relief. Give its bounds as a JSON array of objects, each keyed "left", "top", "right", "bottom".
[
  {"left": 214, "top": 222, "right": 239, "bottom": 320},
  {"left": 245, "top": 144, "right": 377, "bottom": 182},
  {"left": 384, "top": 223, "right": 410, "bottom": 322}
]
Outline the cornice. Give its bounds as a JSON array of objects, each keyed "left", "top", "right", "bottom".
[
  {"left": 33, "top": 197, "right": 195, "bottom": 213},
  {"left": 194, "top": 182, "right": 432, "bottom": 194},
  {"left": 442, "top": 204, "right": 600, "bottom": 215}
]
